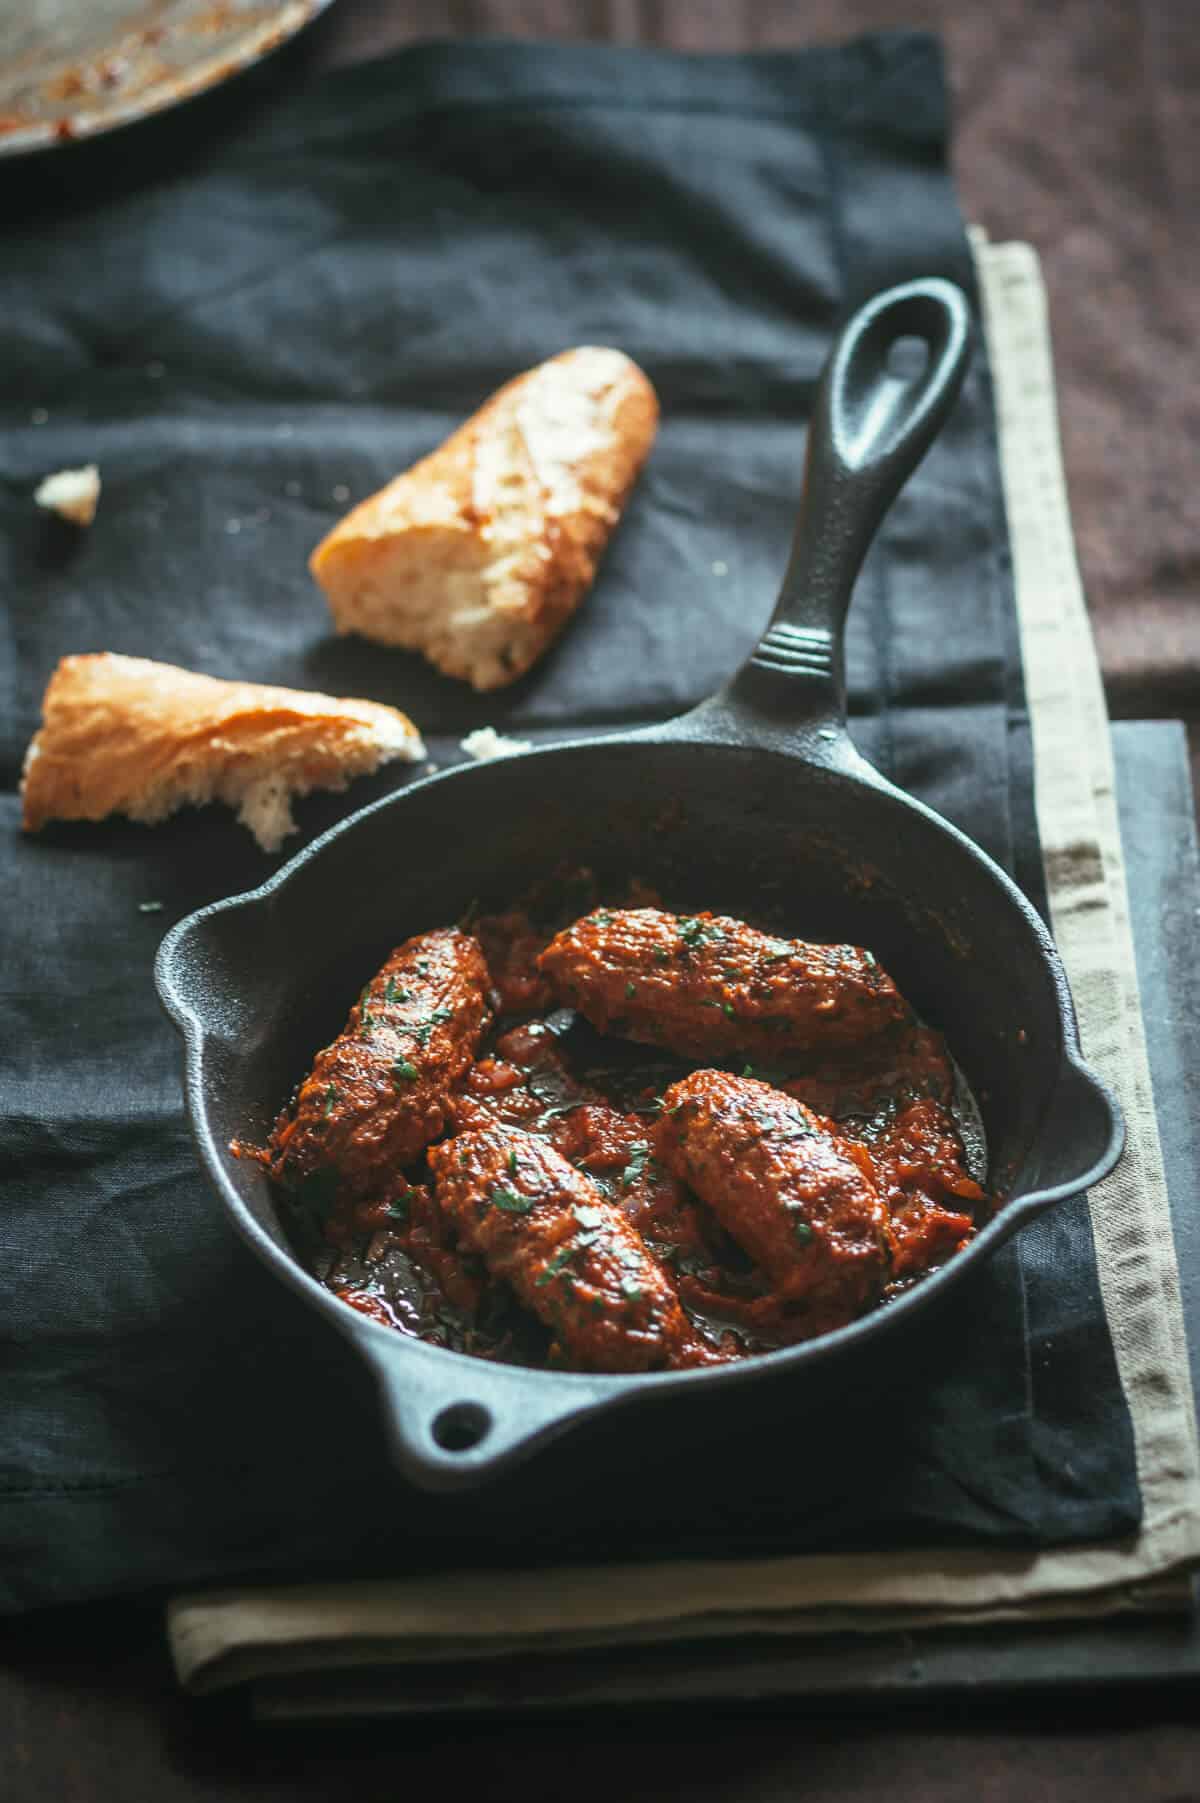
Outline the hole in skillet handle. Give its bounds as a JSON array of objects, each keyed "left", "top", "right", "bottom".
[
  {"left": 432, "top": 1402, "right": 492, "bottom": 1453},
  {"left": 886, "top": 334, "right": 930, "bottom": 381}
]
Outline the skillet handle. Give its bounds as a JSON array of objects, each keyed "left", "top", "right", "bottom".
[
  {"left": 361, "top": 1334, "right": 623, "bottom": 1492},
  {"left": 716, "top": 278, "right": 972, "bottom": 739}
]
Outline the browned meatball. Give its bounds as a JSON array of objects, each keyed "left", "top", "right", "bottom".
[
  {"left": 781, "top": 1024, "right": 981, "bottom": 1282},
  {"left": 266, "top": 928, "right": 490, "bottom": 1198},
  {"left": 652, "top": 1071, "right": 891, "bottom": 1327},
  {"left": 427, "top": 1126, "right": 714, "bottom": 1372},
  {"left": 537, "top": 908, "right": 906, "bottom": 1060}
]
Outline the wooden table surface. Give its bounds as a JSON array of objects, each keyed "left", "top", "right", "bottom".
[{"left": 4, "top": 2, "right": 1198, "bottom": 1797}]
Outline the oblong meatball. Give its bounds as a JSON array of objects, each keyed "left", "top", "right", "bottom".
[
  {"left": 537, "top": 907, "right": 905, "bottom": 1059},
  {"left": 652, "top": 1071, "right": 891, "bottom": 1324},
  {"left": 267, "top": 927, "right": 490, "bottom": 1198},
  {"left": 781, "top": 1024, "right": 981, "bottom": 1281},
  {"left": 427, "top": 1126, "right": 713, "bottom": 1371}
]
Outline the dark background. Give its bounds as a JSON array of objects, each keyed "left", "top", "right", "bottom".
[{"left": 4, "top": 1, "right": 1197, "bottom": 1797}]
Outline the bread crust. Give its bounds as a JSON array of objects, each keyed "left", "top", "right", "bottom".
[
  {"left": 21, "top": 653, "right": 424, "bottom": 850},
  {"left": 309, "top": 347, "right": 659, "bottom": 691}
]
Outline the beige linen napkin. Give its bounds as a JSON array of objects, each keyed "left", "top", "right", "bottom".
[{"left": 168, "top": 238, "right": 1200, "bottom": 1708}]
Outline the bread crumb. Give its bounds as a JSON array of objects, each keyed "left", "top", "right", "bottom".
[
  {"left": 460, "top": 726, "right": 533, "bottom": 762},
  {"left": 35, "top": 465, "right": 100, "bottom": 526}
]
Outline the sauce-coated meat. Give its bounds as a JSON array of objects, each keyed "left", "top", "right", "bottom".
[
  {"left": 538, "top": 908, "right": 906, "bottom": 1059},
  {"left": 266, "top": 928, "right": 490, "bottom": 1199},
  {"left": 427, "top": 1126, "right": 715, "bottom": 1371},
  {"left": 782, "top": 1024, "right": 980, "bottom": 1282},
  {"left": 455, "top": 1021, "right": 713, "bottom": 1269},
  {"left": 653, "top": 1070, "right": 892, "bottom": 1329}
]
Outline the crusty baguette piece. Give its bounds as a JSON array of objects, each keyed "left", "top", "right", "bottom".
[
  {"left": 309, "top": 346, "right": 659, "bottom": 692},
  {"left": 21, "top": 653, "right": 425, "bottom": 853}
]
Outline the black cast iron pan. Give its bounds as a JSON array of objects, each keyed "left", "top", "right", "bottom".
[{"left": 156, "top": 278, "right": 1124, "bottom": 1492}]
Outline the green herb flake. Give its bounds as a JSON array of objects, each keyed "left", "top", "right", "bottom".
[
  {"left": 321, "top": 1084, "right": 339, "bottom": 1118},
  {"left": 535, "top": 1245, "right": 576, "bottom": 1287},
  {"left": 137, "top": 899, "right": 164, "bottom": 914},
  {"left": 383, "top": 977, "right": 412, "bottom": 1004},
  {"left": 415, "top": 960, "right": 430, "bottom": 975},
  {"left": 793, "top": 1220, "right": 815, "bottom": 1245},
  {"left": 410, "top": 1006, "right": 454, "bottom": 1046},
  {"left": 386, "top": 1193, "right": 412, "bottom": 1222},
  {"left": 722, "top": 1002, "right": 736, "bottom": 1018},
  {"left": 592, "top": 910, "right": 612, "bottom": 926},
  {"left": 620, "top": 1141, "right": 651, "bottom": 1192},
  {"left": 863, "top": 950, "right": 877, "bottom": 968},
  {"left": 653, "top": 947, "right": 671, "bottom": 965},
  {"left": 507, "top": 1149, "right": 519, "bottom": 1174},
  {"left": 491, "top": 1186, "right": 534, "bottom": 1214},
  {"left": 678, "top": 915, "right": 723, "bottom": 950},
  {"left": 621, "top": 1279, "right": 643, "bottom": 1301},
  {"left": 391, "top": 1057, "right": 420, "bottom": 1084}
]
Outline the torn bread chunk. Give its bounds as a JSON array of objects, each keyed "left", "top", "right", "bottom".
[
  {"left": 309, "top": 347, "right": 659, "bottom": 692},
  {"left": 21, "top": 653, "right": 424, "bottom": 852},
  {"left": 35, "top": 464, "right": 100, "bottom": 526}
]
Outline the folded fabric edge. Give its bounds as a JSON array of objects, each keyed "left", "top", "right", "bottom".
[
  {"left": 171, "top": 1565, "right": 1193, "bottom": 1698},
  {"left": 165, "top": 235, "right": 1200, "bottom": 1702},
  {"left": 973, "top": 233, "right": 1200, "bottom": 1564}
]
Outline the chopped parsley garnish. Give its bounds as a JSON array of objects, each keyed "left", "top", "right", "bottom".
[
  {"left": 386, "top": 1192, "right": 412, "bottom": 1222},
  {"left": 620, "top": 1141, "right": 652, "bottom": 1191},
  {"left": 793, "top": 1220, "right": 815, "bottom": 1245},
  {"left": 507, "top": 1149, "right": 519, "bottom": 1174},
  {"left": 321, "top": 1084, "right": 339, "bottom": 1118},
  {"left": 678, "top": 916, "right": 724, "bottom": 950},
  {"left": 536, "top": 1245, "right": 576, "bottom": 1287},
  {"left": 722, "top": 1002, "right": 736, "bottom": 1018},
  {"left": 625, "top": 980, "right": 636, "bottom": 999},
  {"left": 410, "top": 1007, "right": 454, "bottom": 1046},
  {"left": 382, "top": 977, "right": 411, "bottom": 1004},
  {"left": 491, "top": 1186, "right": 534, "bottom": 1213},
  {"left": 592, "top": 910, "right": 612, "bottom": 926},
  {"left": 415, "top": 960, "right": 430, "bottom": 975},
  {"left": 391, "top": 1057, "right": 420, "bottom": 1083},
  {"left": 620, "top": 1279, "right": 643, "bottom": 1301},
  {"left": 653, "top": 948, "right": 671, "bottom": 965}
]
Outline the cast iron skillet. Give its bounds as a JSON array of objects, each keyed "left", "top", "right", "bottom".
[{"left": 157, "top": 278, "right": 1124, "bottom": 1492}]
